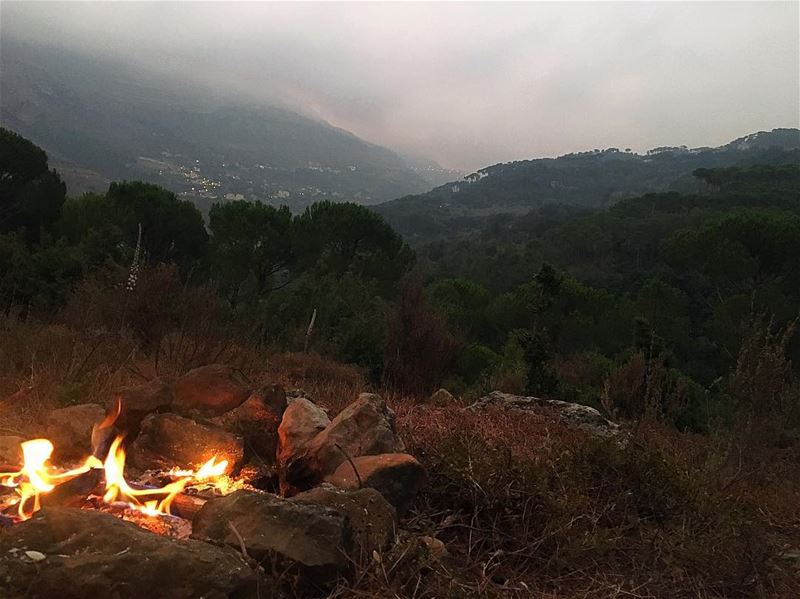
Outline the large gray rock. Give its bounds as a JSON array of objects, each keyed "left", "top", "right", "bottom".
[
  {"left": 192, "top": 490, "right": 352, "bottom": 585},
  {"left": 325, "top": 453, "right": 425, "bottom": 515},
  {"left": 172, "top": 364, "right": 251, "bottom": 416},
  {"left": 45, "top": 403, "right": 105, "bottom": 460},
  {"left": 129, "top": 413, "right": 245, "bottom": 472},
  {"left": 284, "top": 393, "right": 405, "bottom": 492},
  {"left": 0, "top": 507, "right": 256, "bottom": 598},
  {"left": 277, "top": 397, "right": 330, "bottom": 493},
  {"left": 292, "top": 484, "right": 397, "bottom": 558},
  {"left": 212, "top": 384, "right": 287, "bottom": 465},
  {"left": 468, "top": 391, "right": 621, "bottom": 438}
]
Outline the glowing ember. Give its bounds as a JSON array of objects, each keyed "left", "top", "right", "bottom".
[{"left": 168, "top": 456, "right": 229, "bottom": 481}]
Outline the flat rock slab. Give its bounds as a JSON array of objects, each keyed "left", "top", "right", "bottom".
[
  {"left": 468, "top": 391, "right": 621, "bottom": 438},
  {"left": 193, "top": 490, "right": 352, "bottom": 585},
  {"left": 326, "top": 453, "right": 425, "bottom": 515},
  {"left": 45, "top": 403, "right": 105, "bottom": 460},
  {"left": 0, "top": 507, "right": 256, "bottom": 599},
  {"left": 129, "top": 413, "right": 245, "bottom": 472},
  {"left": 172, "top": 364, "right": 251, "bottom": 416}
]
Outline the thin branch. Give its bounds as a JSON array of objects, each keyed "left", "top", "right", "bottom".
[{"left": 334, "top": 443, "right": 363, "bottom": 489}]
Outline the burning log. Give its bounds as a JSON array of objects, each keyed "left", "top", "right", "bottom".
[
  {"left": 173, "top": 492, "right": 208, "bottom": 521},
  {"left": 128, "top": 413, "right": 245, "bottom": 473},
  {"left": 41, "top": 468, "right": 103, "bottom": 508}
]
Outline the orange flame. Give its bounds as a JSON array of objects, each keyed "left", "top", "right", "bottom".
[
  {"left": 1, "top": 435, "right": 232, "bottom": 520},
  {"left": 0, "top": 439, "right": 101, "bottom": 520},
  {"left": 101, "top": 436, "right": 190, "bottom": 516}
]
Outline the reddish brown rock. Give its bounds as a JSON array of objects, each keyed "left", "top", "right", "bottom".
[
  {"left": 128, "top": 413, "right": 245, "bottom": 472},
  {"left": 107, "top": 378, "right": 174, "bottom": 436},
  {"left": 172, "top": 364, "right": 251, "bottom": 416},
  {"left": 287, "top": 393, "right": 405, "bottom": 490},
  {"left": 45, "top": 403, "right": 105, "bottom": 460},
  {"left": 212, "top": 385, "right": 287, "bottom": 464},
  {"left": 292, "top": 484, "right": 397, "bottom": 558},
  {"left": 0, "top": 435, "right": 24, "bottom": 467},
  {"left": 326, "top": 453, "right": 424, "bottom": 515}
]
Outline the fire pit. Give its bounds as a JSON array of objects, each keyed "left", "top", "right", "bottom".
[
  {"left": 1, "top": 399, "right": 247, "bottom": 533},
  {"left": 0, "top": 365, "right": 425, "bottom": 596}
]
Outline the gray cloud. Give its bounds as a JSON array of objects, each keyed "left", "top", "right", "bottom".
[{"left": 2, "top": 1, "right": 798, "bottom": 171}]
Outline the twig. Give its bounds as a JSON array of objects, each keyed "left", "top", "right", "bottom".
[
  {"left": 228, "top": 521, "right": 250, "bottom": 560},
  {"left": 334, "top": 443, "right": 363, "bottom": 489}
]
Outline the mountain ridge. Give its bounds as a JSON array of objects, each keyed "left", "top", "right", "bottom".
[
  {"left": 375, "top": 128, "right": 800, "bottom": 242},
  {"left": 0, "top": 40, "right": 445, "bottom": 211}
]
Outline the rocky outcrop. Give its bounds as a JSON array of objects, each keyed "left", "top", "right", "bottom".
[
  {"left": 172, "top": 364, "right": 251, "bottom": 416},
  {"left": 129, "top": 413, "right": 245, "bottom": 472},
  {"left": 45, "top": 403, "right": 105, "bottom": 460},
  {"left": 292, "top": 484, "right": 397, "bottom": 557},
  {"left": 325, "top": 453, "right": 425, "bottom": 515},
  {"left": 468, "top": 391, "right": 621, "bottom": 438},
  {"left": 192, "top": 490, "right": 352, "bottom": 585},
  {"left": 0, "top": 507, "right": 256, "bottom": 598}
]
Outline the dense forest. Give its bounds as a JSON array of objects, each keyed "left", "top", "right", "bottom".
[{"left": 2, "top": 125, "right": 800, "bottom": 438}]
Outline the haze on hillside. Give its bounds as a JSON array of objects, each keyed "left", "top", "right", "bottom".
[{"left": 2, "top": 1, "right": 798, "bottom": 172}]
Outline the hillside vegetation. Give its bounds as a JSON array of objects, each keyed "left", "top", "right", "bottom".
[{"left": 1, "top": 128, "right": 799, "bottom": 596}]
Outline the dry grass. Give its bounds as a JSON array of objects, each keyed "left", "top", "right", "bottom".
[
  {"left": 331, "top": 403, "right": 800, "bottom": 598},
  {"left": 1, "top": 279, "right": 798, "bottom": 597}
]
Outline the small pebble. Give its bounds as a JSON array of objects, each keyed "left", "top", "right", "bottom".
[{"left": 23, "top": 550, "right": 46, "bottom": 562}]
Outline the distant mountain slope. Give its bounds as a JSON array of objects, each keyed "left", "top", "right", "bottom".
[
  {"left": 376, "top": 129, "right": 800, "bottom": 242},
  {"left": 0, "top": 41, "right": 435, "bottom": 210}
]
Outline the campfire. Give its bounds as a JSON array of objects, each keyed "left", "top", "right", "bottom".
[
  {"left": 1, "top": 408, "right": 240, "bottom": 528},
  {"left": 0, "top": 365, "right": 425, "bottom": 596}
]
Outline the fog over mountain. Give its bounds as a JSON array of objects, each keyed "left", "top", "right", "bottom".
[{"left": 2, "top": 2, "right": 798, "bottom": 172}]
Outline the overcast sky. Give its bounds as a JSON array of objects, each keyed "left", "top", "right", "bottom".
[{"left": 3, "top": 1, "right": 798, "bottom": 171}]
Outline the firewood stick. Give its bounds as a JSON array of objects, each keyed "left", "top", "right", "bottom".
[
  {"left": 42, "top": 469, "right": 103, "bottom": 508},
  {"left": 172, "top": 493, "right": 208, "bottom": 520}
]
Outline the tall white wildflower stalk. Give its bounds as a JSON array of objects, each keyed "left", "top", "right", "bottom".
[{"left": 126, "top": 223, "right": 142, "bottom": 292}]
